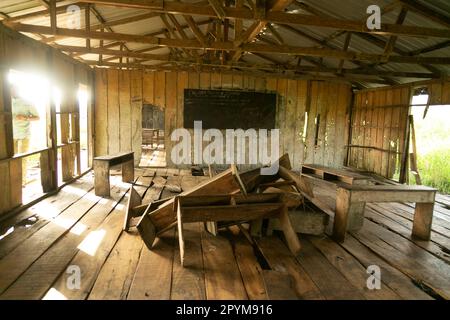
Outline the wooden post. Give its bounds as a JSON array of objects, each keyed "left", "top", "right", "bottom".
[
  {"left": 408, "top": 114, "right": 422, "bottom": 185},
  {"left": 9, "top": 158, "right": 22, "bottom": 208},
  {"left": 93, "top": 160, "right": 110, "bottom": 196},
  {"left": 47, "top": 51, "right": 59, "bottom": 190},
  {"left": 399, "top": 109, "right": 411, "bottom": 183},
  {"left": 40, "top": 149, "right": 56, "bottom": 192},
  {"left": 412, "top": 202, "right": 435, "bottom": 240}
]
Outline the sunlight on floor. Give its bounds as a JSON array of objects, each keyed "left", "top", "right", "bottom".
[
  {"left": 42, "top": 288, "right": 68, "bottom": 300},
  {"left": 70, "top": 223, "right": 88, "bottom": 236},
  {"left": 77, "top": 229, "right": 106, "bottom": 256},
  {"left": 0, "top": 227, "right": 14, "bottom": 241}
]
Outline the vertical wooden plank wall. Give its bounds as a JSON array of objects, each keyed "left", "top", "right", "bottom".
[
  {"left": 94, "top": 70, "right": 352, "bottom": 171},
  {"left": 349, "top": 87, "right": 411, "bottom": 179}
]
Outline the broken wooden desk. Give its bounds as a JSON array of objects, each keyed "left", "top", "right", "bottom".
[
  {"left": 93, "top": 152, "right": 134, "bottom": 197},
  {"left": 333, "top": 184, "right": 437, "bottom": 242},
  {"left": 175, "top": 193, "right": 301, "bottom": 266}
]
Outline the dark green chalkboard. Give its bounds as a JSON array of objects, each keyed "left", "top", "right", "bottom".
[{"left": 183, "top": 89, "right": 277, "bottom": 129}]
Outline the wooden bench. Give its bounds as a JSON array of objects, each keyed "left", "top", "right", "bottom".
[
  {"left": 93, "top": 152, "right": 134, "bottom": 196},
  {"left": 333, "top": 184, "right": 437, "bottom": 242},
  {"left": 301, "top": 164, "right": 371, "bottom": 185}
]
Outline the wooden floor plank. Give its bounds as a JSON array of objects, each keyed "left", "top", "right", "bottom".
[
  {"left": 262, "top": 270, "right": 298, "bottom": 300},
  {"left": 365, "top": 206, "right": 450, "bottom": 263},
  {"left": 373, "top": 202, "right": 450, "bottom": 235},
  {"left": 256, "top": 236, "right": 324, "bottom": 300},
  {"left": 171, "top": 223, "right": 206, "bottom": 300},
  {"left": 352, "top": 219, "right": 450, "bottom": 299},
  {"left": 142, "top": 176, "right": 166, "bottom": 203},
  {"left": 41, "top": 192, "right": 129, "bottom": 300},
  {"left": 340, "top": 235, "right": 433, "bottom": 300},
  {"left": 0, "top": 181, "right": 125, "bottom": 295},
  {"left": 201, "top": 230, "right": 248, "bottom": 300},
  {"left": 88, "top": 230, "right": 143, "bottom": 300},
  {"left": 127, "top": 229, "right": 175, "bottom": 300},
  {"left": 0, "top": 183, "right": 129, "bottom": 300},
  {"left": 307, "top": 235, "right": 401, "bottom": 300},
  {"left": 0, "top": 176, "right": 94, "bottom": 259},
  {"left": 294, "top": 239, "right": 367, "bottom": 300},
  {"left": 226, "top": 226, "right": 268, "bottom": 300}
]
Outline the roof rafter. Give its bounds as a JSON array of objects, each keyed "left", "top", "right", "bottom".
[
  {"left": 72, "top": 0, "right": 450, "bottom": 38},
  {"left": 6, "top": 22, "right": 450, "bottom": 65}
]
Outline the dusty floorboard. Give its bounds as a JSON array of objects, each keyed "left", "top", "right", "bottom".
[{"left": 0, "top": 168, "right": 449, "bottom": 300}]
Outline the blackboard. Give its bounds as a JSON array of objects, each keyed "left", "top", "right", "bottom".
[{"left": 184, "top": 89, "right": 277, "bottom": 129}]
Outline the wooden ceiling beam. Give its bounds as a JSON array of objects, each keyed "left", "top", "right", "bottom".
[
  {"left": 42, "top": 12, "right": 159, "bottom": 43},
  {"left": 208, "top": 0, "right": 226, "bottom": 19},
  {"left": 55, "top": 44, "right": 170, "bottom": 60},
  {"left": 183, "top": 15, "right": 207, "bottom": 46},
  {"left": 55, "top": 44, "right": 438, "bottom": 79},
  {"left": 6, "top": 22, "right": 450, "bottom": 65},
  {"left": 337, "top": 32, "right": 351, "bottom": 73},
  {"left": 231, "top": 0, "right": 293, "bottom": 62},
  {"left": 383, "top": 7, "right": 408, "bottom": 58},
  {"left": 73, "top": 0, "right": 450, "bottom": 38},
  {"left": 85, "top": 59, "right": 393, "bottom": 85}
]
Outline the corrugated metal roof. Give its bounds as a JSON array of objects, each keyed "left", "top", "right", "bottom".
[{"left": 0, "top": 0, "right": 448, "bottom": 88}]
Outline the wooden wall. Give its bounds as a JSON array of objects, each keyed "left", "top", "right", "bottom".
[
  {"left": 349, "top": 87, "right": 411, "bottom": 180},
  {"left": 427, "top": 79, "right": 450, "bottom": 106},
  {"left": 94, "top": 69, "right": 352, "bottom": 170},
  {"left": 0, "top": 24, "right": 94, "bottom": 217},
  {"left": 349, "top": 79, "right": 450, "bottom": 180}
]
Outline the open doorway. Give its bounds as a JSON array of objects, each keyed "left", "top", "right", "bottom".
[
  {"left": 139, "top": 104, "right": 166, "bottom": 167},
  {"left": 410, "top": 90, "right": 450, "bottom": 194},
  {"left": 8, "top": 69, "right": 50, "bottom": 201}
]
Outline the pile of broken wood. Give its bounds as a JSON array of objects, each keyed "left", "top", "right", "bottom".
[{"left": 124, "top": 154, "right": 329, "bottom": 266}]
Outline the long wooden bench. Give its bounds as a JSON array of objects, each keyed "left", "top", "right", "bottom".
[
  {"left": 333, "top": 184, "right": 437, "bottom": 242},
  {"left": 93, "top": 152, "right": 134, "bottom": 196}
]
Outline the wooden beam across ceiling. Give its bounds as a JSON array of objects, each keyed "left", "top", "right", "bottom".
[
  {"left": 53, "top": 44, "right": 439, "bottom": 79},
  {"left": 43, "top": 0, "right": 450, "bottom": 39},
  {"left": 6, "top": 22, "right": 450, "bottom": 65},
  {"left": 86, "top": 60, "right": 394, "bottom": 84}
]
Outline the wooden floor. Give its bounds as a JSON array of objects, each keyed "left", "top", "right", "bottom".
[
  {"left": 139, "top": 145, "right": 166, "bottom": 167},
  {"left": 0, "top": 168, "right": 449, "bottom": 300}
]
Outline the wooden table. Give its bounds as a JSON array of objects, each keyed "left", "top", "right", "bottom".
[
  {"left": 301, "top": 164, "right": 371, "bottom": 185},
  {"left": 333, "top": 184, "right": 437, "bottom": 242},
  {"left": 93, "top": 152, "right": 134, "bottom": 196}
]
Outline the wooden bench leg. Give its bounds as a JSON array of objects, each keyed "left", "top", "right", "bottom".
[
  {"left": 412, "top": 202, "right": 434, "bottom": 240},
  {"left": 122, "top": 159, "right": 134, "bottom": 183},
  {"left": 124, "top": 186, "right": 142, "bottom": 231},
  {"left": 277, "top": 206, "right": 301, "bottom": 256},
  {"left": 177, "top": 199, "right": 185, "bottom": 267},
  {"left": 347, "top": 202, "right": 366, "bottom": 231},
  {"left": 333, "top": 188, "right": 366, "bottom": 243},
  {"left": 94, "top": 160, "right": 110, "bottom": 197},
  {"left": 137, "top": 213, "right": 157, "bottom": 250}
]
